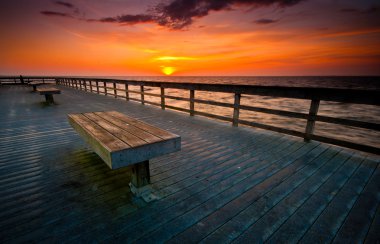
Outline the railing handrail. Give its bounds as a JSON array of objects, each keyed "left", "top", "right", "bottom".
[
  {"left": 63, "top": 77, "right": 380, "bottom": 105},
  {"left": 1, "top": 76, "right": 379, "bottom": 154},
  {"left": 1, "top": 76, "right": 379, "bottom": 105}
]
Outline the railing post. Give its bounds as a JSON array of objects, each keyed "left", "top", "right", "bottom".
[
  {"left": 125, "top": 84, "right": 129, "bottom": 101},
  {"left": 84, "top": 80, "right": 87, "bottom": 92},
  {"left": 90, "top": 80, "right": 93, "bottom": 93},
  {"left": 104, "top": 81, "right": 107, "bottom": 95},
  {"left": 75, "top": 79, "right": 78, "bottom": 89},
  {"left": 304, "top": 99, "right": 320, "bottom": 142},
  {"left": 140, "top": 85, "right": 144, "bottom": 105},
  {"left": 190, "top": 89, "right": 195, "bottom": 116},
  {"left": 96, "top": 81, "right": 99, "bottom": 94},
  {"left": 161, "top": 86, "right": 165, "bottom": 110},
  {"left": 79, "top": 80, "right": 82, "bottom": 90},
  {"left": 233, "top": 93, "right": 241, "bottom": 127},
  {"left": 113, "top": 82, "right": 117, "bottom": 98}
]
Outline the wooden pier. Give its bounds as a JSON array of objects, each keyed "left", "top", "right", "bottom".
[{"left": 0, "top": 79, "right": 379, "bottom": 243}]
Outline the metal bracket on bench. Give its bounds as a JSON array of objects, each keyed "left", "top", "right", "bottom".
[{"left": 129, "top": 182, "right": 160, "bottom": 202}]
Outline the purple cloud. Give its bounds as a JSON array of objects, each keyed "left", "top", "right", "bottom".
[
  {"left": 149, "top": 0, "right": 303, "bottom": 29},
  {"left": 42, "top": 0, "right": 305, "bottom": 29}
]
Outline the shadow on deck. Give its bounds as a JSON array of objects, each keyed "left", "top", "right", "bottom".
[{"left": 0, "top": 85, "right": 379, "bottom": 243}]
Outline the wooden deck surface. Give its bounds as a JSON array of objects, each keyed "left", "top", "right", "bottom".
[{"left": 0, "top": 85, "right": 379, "bottom": 243}]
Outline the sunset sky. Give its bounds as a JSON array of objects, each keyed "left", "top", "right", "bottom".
[{"left": 0, "top": 0, "right": 379, "bottom": 76}]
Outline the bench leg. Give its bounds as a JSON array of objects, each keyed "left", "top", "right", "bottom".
[
  {"left": 33, "top": 85, "right": 37, "bottom": 91},
  {"left": 131, "top": 160, "right": 150, "bottom": 188},
  {"left": 45, "top": 94, "right": 54, "bottom": 104}
]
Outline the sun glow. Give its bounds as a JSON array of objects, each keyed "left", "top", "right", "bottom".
[
  {"left": 162, "top": 66, "right": 176, "bottom": 75},
  {"left": 155, "top": 56, "right": 197, "bottom": 61}
]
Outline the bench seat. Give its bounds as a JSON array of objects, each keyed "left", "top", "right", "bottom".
[
  {"left": 29, "top": 81, "right": 44, "bottom": 91},
  {"left": 37, "top": 87, "right": 61, "bottom": 103},
  {"left": 68, "top": 111, "right": 181, "bottom": 189}
]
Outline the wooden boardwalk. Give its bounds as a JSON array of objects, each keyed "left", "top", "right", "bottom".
[{"left": 0, "top": 85, "right": 379, "bottom": 243}]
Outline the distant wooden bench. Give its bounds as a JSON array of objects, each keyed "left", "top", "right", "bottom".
[
  {"left": 68, "top": 111, "right": 181, "bottom": 192},
  {"left": 29, "top": 81, "right": 44, "bottom": 92},
  {"left": 37, "top": 87, "right": 61, "bottom": 104}
]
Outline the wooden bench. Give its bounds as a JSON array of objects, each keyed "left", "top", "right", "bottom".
[
  {"left": 68, "top": 111, "right": 181, "bottom": 193},
  {"left": 37, "top": 87, "right": 61, "bottom": 104},
  {"left": 29, "top": 81, "right": 44, "bottom": 92}
]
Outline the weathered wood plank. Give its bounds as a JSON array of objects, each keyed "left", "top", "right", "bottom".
[
  {"left": 298, "top": 158, "right": 375, "bottom": 243},
  {"left": 83, "top": 113, "right": 147, "bottom": 148},
  {"left": 233, "top": 93, "right": 241, "bottom": 126},
  {"left": 161, "top": 87, "right": 165, "bottom": 110},
  {"left": 134, "top": 143, "right": 317, "bottom": 243},
  {"left": 333, "top": 163, "right": 380, "bottom": 243},
  {"left": 217, "top": 150, "right": 353, "bottom": 243},
  {"left": 105, "top": 111, "right": 178, "bottom": 140},
  {"left": 114, "top": 139, "right": 303, "bottom": 242},
  {"left": 68, "top": 114, "right": 128, "bottom": 168},
  {"left": 304, "top": 99, "right": 320, "bottom": 142},
  {"left": 125, "top": 84, "right": 129, "bottom": 101},
  {"left": 93, "top": 112, "right": 162, "bottom": 144},
  {"left": 310, "top": 134, "right": 380, "bottom": 155},
  {"left": 169, "top": 144, "right": 330, "bottom": 243},
  {"left": 364, "top": 203, "right": 380, "bottom": 244},
  {"left": 190, "top": 90, "right": 195, "bottom": 116},
  {"left": 249, "top": 152, "right": 359, "bottom": 243},
  {"left": 68, "top": 114, "right": 129, "bottom": 152},
  {"left": 36, "top": 87, "right": 61, "bottom": 94},
  {"left": 316, "top": 115, "right": 380, "bottom": 131},
  {"left": 140, "top": 85, "right": 144, "bottom": 105}
]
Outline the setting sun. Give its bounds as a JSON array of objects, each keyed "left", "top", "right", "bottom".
[{"left": 162, "top": 66, "right": 176, "bottom": 75}]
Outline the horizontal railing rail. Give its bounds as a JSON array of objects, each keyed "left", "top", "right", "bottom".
[
  {"left": 0, "top": 76, "right": 56, "bottom": 85},
  {"left": 1, "top": 76, "right": 379, "bottom": 154}
]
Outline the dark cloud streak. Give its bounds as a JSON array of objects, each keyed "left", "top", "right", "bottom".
[
  {"left": 40, "top": 11, "right": 73, "bottom": 18},
  {"left": 254, "top": 18, "right": 278, "bottom": 24},
  {"left": 98, "top": 14, "right": 154, "bottom": 25},
  {"left": 340, "top": 5, "right": 379, "bottom": 14},
  {"left": 54, "top": 1, "right": 74, "bottom": 9}
]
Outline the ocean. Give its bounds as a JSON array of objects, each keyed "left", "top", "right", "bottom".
[{"left": 101, "top": 76, "right": 379, "bottom": 149}]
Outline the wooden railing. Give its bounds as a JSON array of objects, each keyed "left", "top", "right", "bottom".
[
  {"left": 0, "top": 76, "right": 56, "bottom": 85},
  {"left": 1, "top": 76, "right": 379, "bottom": 154}
]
